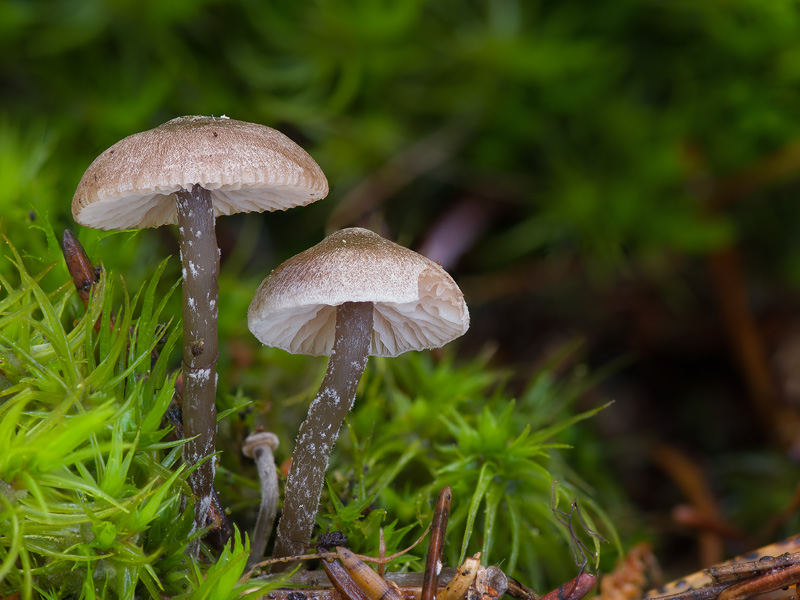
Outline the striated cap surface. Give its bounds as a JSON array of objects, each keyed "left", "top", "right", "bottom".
[
  {"left": 73, "top": 115, "right": 328, "bottom": 230},
  {"left": 248, "top": 227, "right": 470, "bottom": 357}
]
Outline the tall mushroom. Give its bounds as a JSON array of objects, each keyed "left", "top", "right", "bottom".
[
  {"left": 72, "top": 116, "right": 328, "bottom": 542},
  {"left": 247, "top": 227, "right": 470, "bottom": 562}
]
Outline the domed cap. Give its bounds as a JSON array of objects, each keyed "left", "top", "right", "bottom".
[
  {"left": 247, "top": 227, "right": 470, "bottom": 357},
  {"left": 72, "top": 115, "right": 328, "bottom": 230}
]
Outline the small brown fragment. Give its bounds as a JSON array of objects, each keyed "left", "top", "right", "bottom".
[
  {"left": 336, "top": 546, "right": 403, "bottom": 600},
  {"left": 538, "top": 573, "right": 596, "bottom": 600},
  {"left": 506, "top": 576, "right": 538, "bottom": 600},
  {"left": 439, "top": 555, "right": 481, "bottom": 600}
]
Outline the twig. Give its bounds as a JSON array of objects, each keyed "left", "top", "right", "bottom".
[
  {"left": 422, "top": 486, "right": 452, "bottom": 600},
  {"left": 61, "top": 229, "right": 101, "bottom": 308},
  {"left": 320, "top": 550, "right": 371, "bottom": 600},
  {"left": 650, "top": 444, "right": 725, "bottom": 566},
  {"left": 378, "top": 528, "right": 386, "bottom": 579},
  {"left": 247, "top": 522, "right": 433, "bottom": 578},
  {"left": 538, "top": 573, "right": 597, "bottom": 600},
  {"left": 645, "top": 537, "right": 800, "bottom": 599}
]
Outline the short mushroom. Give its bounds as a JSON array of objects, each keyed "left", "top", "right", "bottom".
[
  {"left": 247, "top": 227, "right": 469, "bottom": 562},
  {"left": 242, "top": 431, "right": 280, "bottom": 567},
  {"left": 72, "top": 116, "right": 328, "bottom": 542}
]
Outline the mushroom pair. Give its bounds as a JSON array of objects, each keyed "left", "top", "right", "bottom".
[
  {"left": 248, "top": 227, "right": 470, "bottom": 561},
  {"left": 72, "top": 116, "right": 471, "bottom": 563},
  {"left": 72, "top": 116, "right": 328, "bottom": 542}
]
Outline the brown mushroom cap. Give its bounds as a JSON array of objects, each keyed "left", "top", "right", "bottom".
[
  {"left": 72, "top": 115, "right": 328, "bottom": 230},
  {"left": 247, "top": 227, "right": 470, "bottom": 357}
]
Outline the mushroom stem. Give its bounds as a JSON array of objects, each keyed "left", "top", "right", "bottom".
[
  {"left": 271, "top": 301, "right": 374, "bottom": 565},
  {"left": 175, "top": 184, "right": 220, "bottom": 547},
  {"left": 243, "top": 432, "right": 281, "bottom": 567}
]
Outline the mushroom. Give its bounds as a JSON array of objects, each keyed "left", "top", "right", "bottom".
[
  {"left": 72, "top": 116, "right": 328, "bottom": 541},
  {"left": 242, "top": 431, "right": 280, "bottom": 566},
  {"left": 247, "top": 227, "right": 470, "bottom": 562}
]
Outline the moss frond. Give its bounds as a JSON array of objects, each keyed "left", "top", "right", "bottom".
[{"left": 0, "top": 239, "right": 260, "bottom": 599}]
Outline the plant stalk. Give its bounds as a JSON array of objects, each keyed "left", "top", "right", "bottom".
[{"left": 271, "top": 301, "right": 373, "bottom": 566}]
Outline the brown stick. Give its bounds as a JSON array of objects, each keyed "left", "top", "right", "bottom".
[
  {"left": 251, "top": 584, "right": 443, "bottom": 600},
  {"left": 321, "top": 555, "right": 372, "bottom": 600},
  {"left": 422, "top": 486, "right": 452, "bottom": 600},
  {"left": 717, "top": 562, "right": 800, "bottom": 600},
  {"left": 335, "top": 546, "right": 402, "bottom": 600},
  {"left": 651, "top": 444, "right": 725, "bottom": 567},
  {"left": 62, "top": 229, "right": 100, "bottom": 308},
  {"left": 680, "top": 141, "right": 800, "bottom": 449},
  {"left": 250, "top": 567, "right": 507, "bottom": 600},
  {"left": 707, "top": 248, "right": 781, "bottom": 435},
  {"left": 710, "top": 138, "right": 800, "bottom": 210},
  {"left": 336, "top": 546, "right": 401, "bottom": 600}
]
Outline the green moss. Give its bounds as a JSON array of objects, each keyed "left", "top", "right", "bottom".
[{"left": 0, "top": 238, "right": 276, "bottom": 599}]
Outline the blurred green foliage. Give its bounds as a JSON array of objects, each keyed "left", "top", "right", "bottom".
[{"left": 3, "top": 0, "right": 800, "bottom": 273}]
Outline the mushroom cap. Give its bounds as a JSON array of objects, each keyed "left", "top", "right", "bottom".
[
  {"left": 247, "top": 227, "right": 470, "bottom": 358},
  {"left": 242, "top": 432, "right": 280, "bottom": 458},
  {"left": 72, "top": 115, "right": 328, "bottom": 230}
]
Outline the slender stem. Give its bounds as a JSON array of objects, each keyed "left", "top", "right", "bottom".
[
  {"left": 175, "top": 184, "right": 220, "bottom": 549},
  {"left": 249, "top": 446, "right": 279, "bottom": 565},
  {"left": 244, "top": 433, "right": 280, "bottom": 567},
  {"left": 271, "top": 301, "right": 373, "bottom": 565}
]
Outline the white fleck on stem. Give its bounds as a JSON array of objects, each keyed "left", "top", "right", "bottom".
[{"left": 270, "top": 301, "right": 373, "bottom": 567}]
